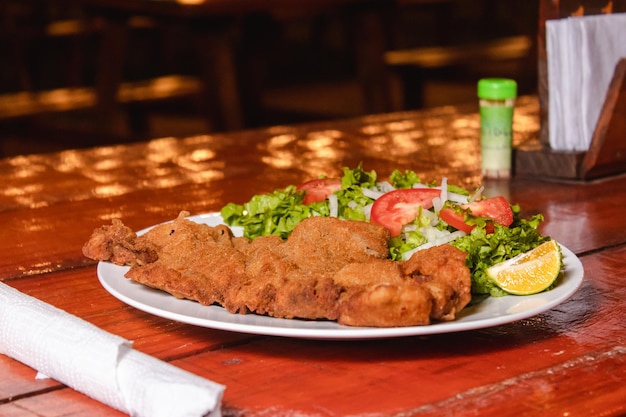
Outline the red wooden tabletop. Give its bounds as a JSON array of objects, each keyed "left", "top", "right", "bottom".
[{"left": 1, "top": 96, "right": 625, "bottom": 416}]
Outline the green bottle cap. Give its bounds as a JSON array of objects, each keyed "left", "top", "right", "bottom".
[{"left": 477, "top": 78, "right": 517, "bottom": 100}]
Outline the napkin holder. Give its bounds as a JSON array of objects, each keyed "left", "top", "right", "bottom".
[
  {"left": 514, "top": 0, "right": 626, "bottom": 180},
  {"left": 515, "top": 57, "right": 626, "bottom": 180}
]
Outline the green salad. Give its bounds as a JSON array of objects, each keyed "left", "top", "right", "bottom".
[{"left": 220, "top": 164, "right": 549, "bottom": 297}]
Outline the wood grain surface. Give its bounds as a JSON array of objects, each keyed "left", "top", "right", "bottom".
[{"left": 1, "top": 96, "right": 625, "bottom": 417}]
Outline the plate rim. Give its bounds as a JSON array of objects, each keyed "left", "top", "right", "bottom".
[{"left": 97, "top": 213, "right": 585, "bottom": 340}]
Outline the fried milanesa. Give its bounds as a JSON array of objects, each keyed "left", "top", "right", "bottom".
[{"left": 83, "top": 212, "right": 471, "bottom": 327}]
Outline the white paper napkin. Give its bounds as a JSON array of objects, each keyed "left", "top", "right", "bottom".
[
  {"left": 0, "top": 281, "right": 225, "bottom": 417},
  {"left": 546, "top": 13, "right": 626, "bottom": 151}
]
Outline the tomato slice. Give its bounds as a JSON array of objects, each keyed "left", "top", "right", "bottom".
[
  {"left": 370, "top": 188, "right": 442, "bottom": 236},
  {"left": 297, "top": 178, "right": 342, "bottom": 204},
  {"left": 439, "top": 196, "right": 513, "bottom": 234},
  {"left": 439, "top": 208, "right": 474, "bottom": 234},
  {"left": 465, "top": 196, "right": 513, "bottom": 226}
]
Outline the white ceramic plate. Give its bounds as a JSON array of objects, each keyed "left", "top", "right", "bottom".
[{"left": 97, "top": 213, "right": 585, "bottom": 340}]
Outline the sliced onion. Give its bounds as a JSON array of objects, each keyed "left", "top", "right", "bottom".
[
  {"left": 447, "top": 192, "right": 470, "bottom": 204},
  {"left": 469, "top": 185, "right": 484, "bottom": 203},
  {"left": 328, "top": 194, "right": 338, "bottom": 217},
  {"left": 377, "top": 181, "right": 396, "bottom": 193},
  {"left": 361, "top": 187, "right": 385, "bottom": 200},
  {"left": 439, "top": 177, "right": 448, "bottom": 203},
  {"left": 432, "top": 196, "right": 443, "bottom": 213},
  {"left": 401, "top": 229, "right": 467, "bottom": 260},
  {"left": 412, "top": 183, "right": 431, "bottom": 189},
  {"left": 363, "top": 203, "right": 373, "bottom": 220}
]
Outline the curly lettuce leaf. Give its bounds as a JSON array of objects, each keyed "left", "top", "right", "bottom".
[
  {"left": 220, "top": 186, "right": 328, "bottom": 239},
  {"left": 390, "top": 169, "right": 421, "bottom": 189},
  {"left": 221, "top": 165, "right": 377, "bottom": 238},
  {"left": 451, "top": 211, "right": 548, "bottom": 296}
]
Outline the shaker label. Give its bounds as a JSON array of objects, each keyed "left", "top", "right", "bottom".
[{"left": 480, "top": 106, "right": 514, "bottom": 171}]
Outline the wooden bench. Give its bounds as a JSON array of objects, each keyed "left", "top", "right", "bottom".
[
  {"left": 0, "top": 3, "right": 198, "bottom": 136},
  {"left": 385, "top": 35, "right": 532, "bottom": 68},
  {"left": 0, "top": 75, "right": 201, "bottom": 120},
  {"left": 383, "top": 35, "right": 534, "bottom": 109}
]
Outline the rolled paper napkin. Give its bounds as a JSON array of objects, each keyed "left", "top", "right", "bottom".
[{"left": 0, "top": 281, "right": 225, "bottom": 417}]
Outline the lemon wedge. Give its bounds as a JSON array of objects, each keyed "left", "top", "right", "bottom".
[{"left": 486, "top": 240, "right": 562, "bottom": 295}]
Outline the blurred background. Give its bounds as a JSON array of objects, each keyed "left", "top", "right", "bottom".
[{"left": 0, "top": 0, "right": 539, "bottom": 157}]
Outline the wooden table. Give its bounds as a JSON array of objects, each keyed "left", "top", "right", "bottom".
[{"left": 1, "top": 96, "right": 625, "bottom": 416}]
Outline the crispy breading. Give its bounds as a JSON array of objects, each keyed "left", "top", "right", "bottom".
[
  {"left": 283, "top": 216, "right": 390, "bottom": 275},
  {"left": 332, "top": 246, "right": 472, "bottom": 327},
  {"left": 124, "top": 212, "right": 248, "bottom": 307},
  {"left": 83, "top": 212, "right": 471, "bottom": 327},
  {"left": 339, "top": 282, "right": 434, "bottom": 327},
  {"left": 401, "top": 244, "right": 472, "bottom": 321},
  {"left": 333, "top": 259, "right": 435, "bottom": 326},
  {"left": 82, "top": 218, "right": 157, "bottom": 266}
]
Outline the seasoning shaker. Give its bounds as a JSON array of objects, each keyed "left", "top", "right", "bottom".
[{"left": 477, "top": 78, "right": 517, "bottom": 179}]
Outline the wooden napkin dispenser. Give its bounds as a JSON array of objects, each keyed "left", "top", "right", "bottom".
[
  {"left": 514, "top": 0, "right": 626, "bottom": 180},
  {"left": 515, "top": 57, "right": 626, "bottom": 180}
]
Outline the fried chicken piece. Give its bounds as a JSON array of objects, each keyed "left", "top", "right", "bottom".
[{"left": 83, "top": 213, "right": 472, "bottom": 327}]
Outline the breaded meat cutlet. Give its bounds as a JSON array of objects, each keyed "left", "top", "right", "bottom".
[
  {"left": 225, "top": 234, "right": 343, "bottom": 320},
  {"left": 123, "top": 214, "right": 248, "bottom": 307},
  {"left": 83, "top": 213, "right": 471, "bottom": 327},
  {"left": 334, "top": 245, "right": 471, "bottom": 327},
  {"left": 283, "top": 215, "right": 390, "bottom": 275},
  {"left": 401, "top": 244, "right": 472, "bottom": 321},
  {"left": 82, "top": 218, "right": 157, "bottom": 266}
]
